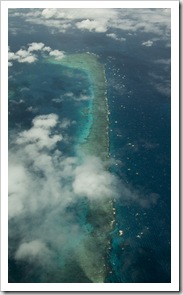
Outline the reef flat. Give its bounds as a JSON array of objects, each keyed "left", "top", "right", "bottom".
[
  {"left": 45, "top": 53, "right": 114, "bottom": 283},
  {"left": 46, "top": 53, "right": 109, "bottom": 160}
]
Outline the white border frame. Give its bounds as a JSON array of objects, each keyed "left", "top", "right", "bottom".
[{"left": 1, "top": 1, "right": 179, "bottom": 292}]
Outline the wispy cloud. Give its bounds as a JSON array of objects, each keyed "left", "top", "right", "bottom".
[
  {"left": 106, "top": 33, "right": 126, "bottom": 42},
  {"left": 9, "top": 8, "right": 171, "bottom": 41},
  {"left": 148, "top": 70, "right": 171, "bottom": 97},
  {"left": 15, "top": 240, "right": 53, "bottom": 264},
  {"left": 142, "top": 40, "right": 154, "bottom": 47},
  {"left": 154, "top": 58, "right": 171, "bottom": 65}
]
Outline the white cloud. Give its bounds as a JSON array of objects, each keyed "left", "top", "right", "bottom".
[
  {"left": 73, "top": 156, "right": 119, "bottom": 200},
  {"left": 42, "top": 46, "right": 52, "bottom": 52},
  {"left": 49, "top": 49, "right": 65, "bottom": 60},
  {"left": 8, "top": 51, "right": 19, "bottom": 60},
  {"left": 76, "top": 19, "right": 107, "bottom": 33},
  {"left": 71, "top": 94, "right": 90, "bottom": 102},
  {"left": 106, "top": 33, "right": 126, "bottom": 42},
  {"left": 8, "top": 111, "right": 160, "bottom": 282},
  {"left": 142, "top": 40, "right": 154, "bottom": 47},
  {"left": 111, "top": 9, "right": 170, "bottom": 37},
  {"left": 19, "top": 55, "right": 38, "bottom": 63},
  {"left": 76, "top": 94, "right": 90, "bottom": 101},
  {"left": 52, "top": 97, "right": 63, "bottom": 103},
  {"left": 41, "top": 8, "right": 58, "bottom": 19},
  {"left": 16, "top": 49, "right": 30, "bottom": 58},
  {"left": 65, "top": 92, "right": 74, "bottom": 97},
  {"left": 8, "top": 165, "right": 29, "bottom": 218},
  {"left": 16, "top": 114, "right": 62, "bottom": 150},
  {"left": 10, "top": 8, "right": 170, "bottom": 40},
  {"left": 8, "top": 47, "right": 38, "bottom": 64},
  {"left": 41, "top": 8, "right": 118, "bottom": 21},
  {"left": 15, "top": 240, "right": 52, "bottom": 261},
  {"left": 33, "top": 114, "right": 58, "bottom": 129},
  {"left": 8, "top": 44, "right": 65, "bottom": 66},
  {"left": 155, "top": 58, "right": 171, "bottom": 65},
  {"left": 9, "top": 111, "right": 159, "bottom": 221},
  {"left": 28, "top": 42, "right": 45, "bottom": 52},
  {"left": 9, "top": 113, "right": 120, "bottom": 221},
  {"left": 148, "top": 71, "right": 170, "bottom": 97},
  {"left": 155, "top": 82, "right": 171, "bottom": 97},
  {"left": 9, "top": 120, "right": 66, "bottom": 219},
  {"left": 60, "top": 118, "right": 71, "bottom": 129}
]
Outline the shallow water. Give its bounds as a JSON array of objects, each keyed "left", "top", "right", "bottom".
[{"left": 8, "top": 41, "right": 171, "bottom": 283}]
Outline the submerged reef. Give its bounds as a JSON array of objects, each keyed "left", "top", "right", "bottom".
[{"left": 45, "top": 53, "right": 114, "bottom": 282}]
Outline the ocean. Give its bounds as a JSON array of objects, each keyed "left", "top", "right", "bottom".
[
  {"left": 8, "top": 15, "right": 171, "bottom": 283},
  {"left": 105, "top": 51, "right": 171, "bottom": 282}
]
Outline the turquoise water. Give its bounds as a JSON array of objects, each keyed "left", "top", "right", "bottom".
[
  {"left": 9, "top": 61, "right": 92, "bottom": 155},
  {"left": 9, "top": 58, "right": 110, "bottom": 283},
  {"left": 8, "top": 23, "right": 171, "bottom": 282}
]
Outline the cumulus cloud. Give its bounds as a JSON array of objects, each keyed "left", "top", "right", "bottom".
[
  {"left": 8, "top": 165, "right": 28, "bottom": 218},
  {"left": 16, "top": 49, "right": 29, "bottom": 58},
  {"left": 8, "top": 113, "right": 117, "bottom": 220},
  {"left": 8, "top": 7, "right": 169, "bottom": 282},
  {"left": 41, "top": 8, "right": 117, "bottom": 22},
  {"left": 8, "top": 114, "right": 64, "bottom": 219},
  {"left": 8, "top": 113, "right": 119, "bottom": 220},
  {"left": 76, "top": 19, "right": 107, "bottom": 33},
  {"left": 28, "top": 42, "right": 45, "bottom": 52},
  {"left": 9, "top": 8, "right": 170, "bottom": 41},
  {"left": 8, "top": 51, "right": 19, "bottom": 61},
  {"left": 8, "top": 113, "right": 119, "bottom": 279},
  {"left": 142, "top": 40, "right": 154, "bottom": 47},
  {"left": 19, "top": 55, "right": 38, "bottom": 63},
  {"left": 49, "top": 49, "right": 65, "bottom": 60},
  {"left": 9, "top": 111, "right": 160, "bottom": 214},
  {"left": 8, "top": 43, "right": 65, "bottom": 66},
  {"left": 9, "top": 111, "right": 159, "bottom": 221},
  {"left": 110, "top": 8, "right": 170, "bottom": 37},
  {"left": 8, "top": 110, "right": 160, "bottom": 282},
  {"left": 41, "top": 8, "right": 58, "bottom": 19},
  {"left": 73, "top": 156, "right": 119, "bottom": 200},
  {"left": 42, "top": 46, "right": 52, "bottom": 52},
  {"left": 16, "top": 114, "right": 62, "bottom": 150},
  {"left": 8, "top": 47, "right": 38, "bottom": 65}
]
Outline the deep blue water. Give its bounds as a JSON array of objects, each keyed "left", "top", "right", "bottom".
[
  {"left": 8, "top": 17, "right": 171, "bottom": 283},
  {"left": 105, "top": 52, "right": 171, "bottom": 282}
]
